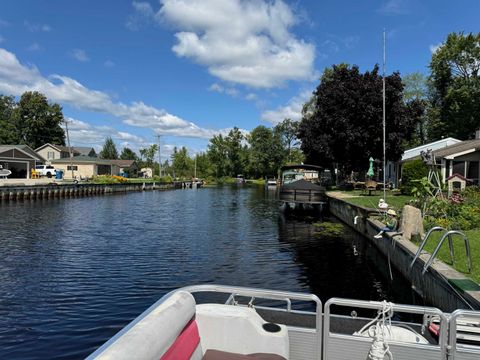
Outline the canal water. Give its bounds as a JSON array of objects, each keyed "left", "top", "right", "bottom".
[{"left": 0, "top": 186, "right": 421, "bottom": 359}]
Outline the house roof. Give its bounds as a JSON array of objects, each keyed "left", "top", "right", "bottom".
[
  {"left": 50, "top": 155, "right": 115, "bottom": 165},
  {"left": 0, "top": 144, "right": 44, "bottom": 161},
  {"left": 35, "top": 143, "right": 96, "bottom": 156},
  {"left": 109, "top": 159, "right": 135, "bottom": 167},
  {"left": 433, "top": 139, "right": 480, "bottom": 159},
  {"left": 74, "top": 146, "right": 96, "bottom": 156},
  {"left": 401, "top": 137, "right": 461, "bottom": 161}
]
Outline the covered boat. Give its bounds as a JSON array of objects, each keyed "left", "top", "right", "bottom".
[{"left": 278, "top": 164, "right": 326, "bottom": 211}]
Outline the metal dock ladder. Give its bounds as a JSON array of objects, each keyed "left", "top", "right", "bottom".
[{"left": 409, "top": 226, "right": 472, "bottom": 274}]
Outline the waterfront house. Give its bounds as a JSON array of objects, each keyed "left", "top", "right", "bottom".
[
  {"left": 109, "top": 159, "right": 138, "bottom": 177},
  {"left": 397, "top": 133, "right": 480, "bottom": 186},
  {"left": 0, "top": 145, "right": 45, "bottom": 179},
  {"left": 51, "top": 156, "right": 120, "bottom": 180},
  {"left": 35, "top": 143, "right": 97, "bottom": 163},
  {"left": 432, "top": 138, "right": 480, "bottom": 186},
  {"left": 395, "top": 137, "right": 462, "bottom": 187}
]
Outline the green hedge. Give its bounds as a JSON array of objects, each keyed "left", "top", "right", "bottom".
[{"left": 401, "top": 159, "right": 429, "bottom": 195}]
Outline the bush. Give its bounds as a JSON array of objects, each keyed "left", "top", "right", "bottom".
[
  {"left": 423, "top": 187, "right": 480, "bottom": 231},
  {"left": 401, "top": 159, "right": 429, "bottom": 195}
]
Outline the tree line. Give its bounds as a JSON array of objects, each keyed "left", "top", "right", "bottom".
[{"left": 99, "top": 120, "right": 303, "bottom": 180}]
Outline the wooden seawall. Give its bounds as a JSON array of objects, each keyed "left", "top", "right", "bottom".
[{"left": 0, "top": 182, "right": 175, "bottom": 202}]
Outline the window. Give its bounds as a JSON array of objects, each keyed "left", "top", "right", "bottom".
[
  {"left": 47, "top": 151, "right": 55, "bottom": 159},
  {"left": 67, "top": 165, "right": 78, "bottom": 171}
]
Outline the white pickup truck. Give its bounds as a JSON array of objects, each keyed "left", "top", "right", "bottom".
[{"left": 34, "top": 165, "right": 57, "bottom": 178}]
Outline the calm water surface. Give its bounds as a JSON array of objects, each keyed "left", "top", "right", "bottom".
[{"left": 0, "top": 186, "right": 420, "bottom": 359}]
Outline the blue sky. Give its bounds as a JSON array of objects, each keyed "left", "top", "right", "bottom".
[{"left": 0, "top": 0, "right": 479, "bottom": 160}]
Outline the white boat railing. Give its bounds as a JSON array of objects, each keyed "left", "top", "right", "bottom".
[
  {"left": 324, "top": 297, "right": 449, "bottom": 360},
  {"left": 448, "top": 310, "right": 480, "bottom": 360},
  {"left": 177, "top": 284, "right": 323, "bottom": 359},
  {"left": 88, "top": 284, "right": 480, "bottom": 360}
]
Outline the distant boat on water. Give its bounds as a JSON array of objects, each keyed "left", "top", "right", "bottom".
[
  {"left": 236, "top": 174, "right": 245, "bottom": 184},
  {"left": 266, "top": 177, "right": 277, "bottom": 189}
]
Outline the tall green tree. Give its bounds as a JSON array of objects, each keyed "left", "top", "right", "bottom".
[
  {"left": 225, "top": 127, "right": 246, "bottom": 177},
  {"left": 194, "top": 152, "right": 212, "bottom": 179},
  {"left": 0, "top": 95, "right": 19, "bottom": 144},
  {"left": 247, "top": 125, "right": 284, "bottom": 178},
  {"left": 99, "top": 136, "right": 119, "bottom": 159},
  {"left": 15, "top": 91, "right": 66, "bottom": 149},
  {"left": 403, "top": 73, "right": 428, "bottom": 146},
  {"left": 207, "top": 134, "right": 229, "bottom": 178},
  {"left": 298, "top": 64, "right": 418, "bottom": 174},
  {"left": 120, "top": 147, "right": 138, "bottom": 161},
  {"left": 140, "top": 144, "right": 158, "bottom": 168},
  {"left": 171, "top": 146, "right": 193, "bottom": 178},
  {"left": 274, "top": 118, "right": 299, "bottom": 163},
  {"left": 428, "top": 32, "right": 480, "bottom": 140}
]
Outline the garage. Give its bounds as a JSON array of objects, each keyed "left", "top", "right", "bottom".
[{"left": 0, "top": 145, "right": 44, "bottom": 179}]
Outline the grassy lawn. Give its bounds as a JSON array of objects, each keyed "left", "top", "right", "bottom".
[
  {"left": 414, "top": 230, "right": 480, "bottom": 284},
  {"left": 335, "top": 190, "right": 413, "bottom": 211},
  {"left": 332, "top": 189, "right": 480, "bottom": 284}
]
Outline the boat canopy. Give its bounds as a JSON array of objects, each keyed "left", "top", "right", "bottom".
[{"left": 280, "top": 164, "right": 323, "bottom": 172}]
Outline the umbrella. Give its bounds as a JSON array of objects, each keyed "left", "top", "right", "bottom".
[{"left": 367, "top": 157, "right": 374, "bottom": 178}]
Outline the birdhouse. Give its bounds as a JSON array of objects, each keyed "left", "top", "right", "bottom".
[{"left": 446, "top": 173, "right": 471, "bottom": 197}]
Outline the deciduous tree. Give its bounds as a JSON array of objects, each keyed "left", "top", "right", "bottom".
[
  {"left": 247, "top": 125, "right": 284, "bottom": 178},
  {"left": 428, "top": 32, "right": 480, "bottom": 140},
  {"left": 298, "top": 64, "right": 417, "bottom": 174},
  {"left": 0, "top": 95, "right": 19, "bottom": 144},
  {"left": 15, "top": 91, "right": 65, "bottom": 149},
  {"left": 274, "top": 118, "right": 299, "bottom": 163}
]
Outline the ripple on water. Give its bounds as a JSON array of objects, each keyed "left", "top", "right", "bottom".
[{"left": 0, "top": 186, "right": 419, "bottom": 359}]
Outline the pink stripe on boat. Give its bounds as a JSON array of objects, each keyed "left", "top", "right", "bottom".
[{"left": 160, "top": 319, "right": 200, "bottom": 360}]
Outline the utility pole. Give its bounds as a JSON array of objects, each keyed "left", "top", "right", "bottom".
[
  {"left": 382, "top": 29, "right": 387, "bottom": 201},
  {"left": 64, "top": 119, "right": 75, "bottom": 180},
  {"left": 156, "top": 134, "right": 162, "bottom": 177}
]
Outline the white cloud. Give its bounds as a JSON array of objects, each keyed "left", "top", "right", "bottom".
[
  {"left": 70, "top": 49, "right": 89, "bottom": 62},
  {"left": 155, "top": 0, "right": 315, "bottom": 88},
  {"left": 208, "top": 82, "right": 238, "bottom": 97},
  {"left": 0, "top": 47, "right": 221, "bottom": 139},
  {"left": 65, "top": 117, "right": 147, "bottom": 153},
  {"left": 24, "top": 21, "right": 51, "bottom": 32},
  {"left": 261, "top": 89, "right": 312, "bottom": 124},
  {"left": 0, "top": 19, "right": 10, "bottom": 28},
  {"left": 429, "top": 42, "right": 442, "bottom": 54},
  {"left": 126, "top": 1, "right": 155, "bottom": 31},
  {"left": 245, "top": 93, "right": 258, "bottom": 101}
]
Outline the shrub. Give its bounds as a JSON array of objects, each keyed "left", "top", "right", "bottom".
[{"left": 401, "top": 159, "right": 429, "bottom": 195}]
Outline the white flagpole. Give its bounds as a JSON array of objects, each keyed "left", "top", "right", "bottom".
[{"left": 383, "top": 29, "right": 387, "bottom": 201}]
